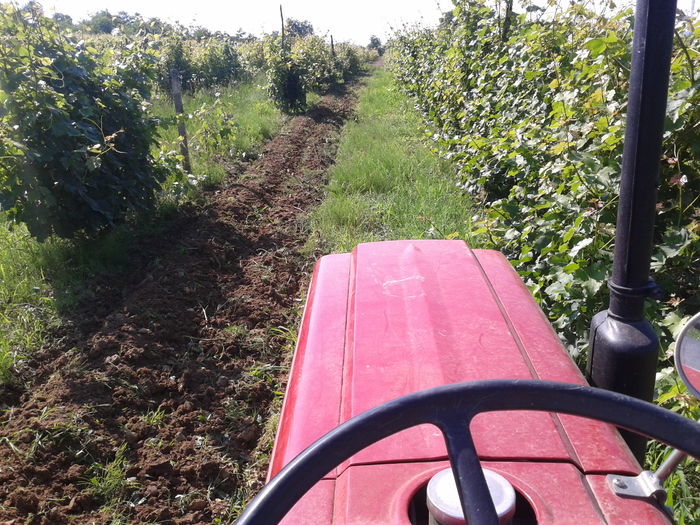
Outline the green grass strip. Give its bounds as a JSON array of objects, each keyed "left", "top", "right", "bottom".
[{"left": 312, "top": 68, "right": 476, "bottom": 253}]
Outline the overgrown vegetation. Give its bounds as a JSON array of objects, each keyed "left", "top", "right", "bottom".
[
  {"left": 155, "top": 38, "right": 245, "bottom": 95},
  {"left": 312, "top": 67, "right": 474, "bottom": 254},
  {"left": 0, "top": 219, "right": 55, "bottom": 384},
  {"left": 0, "top": 78, "right": 283, "bottom": 389},
  {"left": 391, "top": 1, "right": 698, "bottom": 358},
  {"left": 0, "top": 4, "right": 373, "bottom": 243},
  {"left": 260, "top": 33, "right": 374, "bottom": 112},
  {"left": 0, "top": 2, "right": 372, "bottom": 389},
  {"left": 367, "top": 35, "right": 385, "bottom": 56},
  {"left": 152, "top": 76, "right": 284, "bottom": 191},
  {"left": 389, "top": 0, "right": 699, "bottom": 519},
  {"left": 0, "top": 6, "right": 166, "bottom": 240},
  {"left": 85, "top": 444, "right": 137, "bottom": 516}
]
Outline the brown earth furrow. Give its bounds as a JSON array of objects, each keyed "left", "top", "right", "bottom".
[{"left": 0, "top": 83, "right": 360, "bottom": 524}]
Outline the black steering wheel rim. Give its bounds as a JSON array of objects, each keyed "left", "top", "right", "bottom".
[{"left": 236, "top": 379, "right": 700, "bottom": 525}]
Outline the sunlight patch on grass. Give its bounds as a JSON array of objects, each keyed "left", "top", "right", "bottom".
[{"left": 312, "top": 68, "right": 477, "bottom": 253}]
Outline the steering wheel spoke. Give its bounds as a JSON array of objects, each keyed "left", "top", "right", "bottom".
[{"left": 440, "top": 417, "right": 500, "bottom": 525}]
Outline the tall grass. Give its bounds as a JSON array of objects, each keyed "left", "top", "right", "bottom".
[
  {"left": 0, "top": 220, "right": 58, "bottom": 383},
  {"left": 311, "top": 68, "right": 476, "bottom": 252},
  {"left": 0, "top": 213, "right": 150, "bottom": 384}
]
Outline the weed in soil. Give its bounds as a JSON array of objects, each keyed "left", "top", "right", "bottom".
[{"left": 84, "top": 444, "right": 136, "bottom": 512}]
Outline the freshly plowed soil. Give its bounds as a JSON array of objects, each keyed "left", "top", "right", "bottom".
[{"left": 0, "top": 84, "right": 359, "bottom": 524}]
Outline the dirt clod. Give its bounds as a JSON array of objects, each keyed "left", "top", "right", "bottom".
[
  {"left": 188, "top": 499, "right": 208, "bottom": 512},
  {"left": 65, "top": 493, "right": 93, "bottom": 513},
  {"left": 7, "top": 489, "right": 38, "bottom": 514},
  {"left": 143, "top": 459, "right": 174, "bottom": 478}
]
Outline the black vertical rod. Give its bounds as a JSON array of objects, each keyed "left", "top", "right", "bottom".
[
  {"left": 610, "top": 0, "right": 676, "bottom": 319},
  {"left": 587, "top": 0, "right": 676, "bottom": 462}
]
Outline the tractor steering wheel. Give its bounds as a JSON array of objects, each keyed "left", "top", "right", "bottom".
[{"left": 235, "top": 380, "right": 700, "bottom": 525}]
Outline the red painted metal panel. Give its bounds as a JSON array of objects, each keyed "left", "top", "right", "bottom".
[
  {"left": 339, "top": 241, "right": 570, "bottom": 468},
  {"left": 331, "top": 462, "right": 445, "bottom": 524},
  {"left": 268, "top": 254, "right": 351, "bottom": 480},
  {"left": 685, "top": 366, "right": 700, "bottom": 388},
  {"left": 470, "top": 249, "right": 640, "bottom": 474},
  {"left": 278, "top": 479, "right": 335, "bottom": 525},
  {"left": 267, "top": 240, "right": 669, "bottom": 524}
]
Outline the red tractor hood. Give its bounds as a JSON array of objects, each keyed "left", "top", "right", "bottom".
[{"left": 267, "top": 240, "right": 668, "bottom": 524}]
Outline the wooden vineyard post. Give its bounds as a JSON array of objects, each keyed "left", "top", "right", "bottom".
[
  {"left": 501, "top": 0, "right": 514, "bottom": 41},
  {"left": 331, "top": 35, "right": 335, "bottom": 57},
  {"left": 170, "top": 69, "right": 192, "bottom": 174},
  {"left": 280, "top": 5, "right": 285, "bottom": 46}
]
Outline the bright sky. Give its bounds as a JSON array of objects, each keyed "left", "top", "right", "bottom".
[
  {"left": 37, "top": 0, "right": 698, "bottom": 45},
  {"left": 37, "top": 0, "right": 455, "bottom": 45}
]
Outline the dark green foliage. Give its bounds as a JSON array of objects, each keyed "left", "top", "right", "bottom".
[
  {"left": 51, "top": 13, "right": 73, "bottom": 29},
  {"left": 263, "top": 36, "right": 306, "bottom": 112},
  {"left": 262, "top": 34, "right": 374, "bottom": 112},
  {"left": 156, "top": 37, "right": 245, "bottom": 94},
  {"left": 368, "top": 35, "right": 384, "bottom": 56},
  {"left": 390, "top": 0, "right": 699, "bottom": 360},
  {"left": 391, "top": 6, "right": 699, "bottom": 515},
  {"left": 0, "top": 6, "right": 167, "bottom": 240},
  {"left": 285, "top": 18, "right": 314, "bottom": 38},
  {"left": 156, "top": 38, "right": 193, "bottom": 93},
  {"left": 84, "top": 9, "right": 115, "bottom": 34},
  {"left": 191, "top": 40, "right": 244, "bottom": 89},
  {"left": 335, "top": 44, "right": 362, "bottom": 81},
  {"left": 292, "top": 35, "right": 340, "bottom": 93},
  {"left": 80, "top": 10, "right": 170, "bottom": 36}
]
